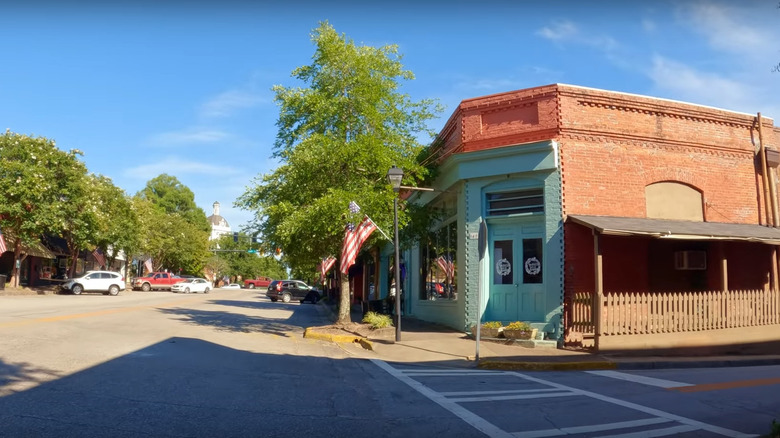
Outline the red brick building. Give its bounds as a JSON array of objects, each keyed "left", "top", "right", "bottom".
[{"left": 416, "top": 83, "right": 780, "bottom": 353}]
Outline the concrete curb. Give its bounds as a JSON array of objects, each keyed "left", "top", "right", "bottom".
[{"left": 303, "top": 328, "right": 375, "bottom": 351}]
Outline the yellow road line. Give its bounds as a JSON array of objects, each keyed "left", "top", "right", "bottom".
[
  {"left": 0, "top": 297, "right": 202, "bottom": 329},
  {"left": 670, "top": 377, "right": 780, "bottom": 392}
]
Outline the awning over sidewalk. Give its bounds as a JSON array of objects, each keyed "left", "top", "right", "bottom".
[
  {"left": 567, "top": 215, "right": 780, "bottom": 244},
  {"left": 3, "top": 233, "right": 57, "bottom": 259}
]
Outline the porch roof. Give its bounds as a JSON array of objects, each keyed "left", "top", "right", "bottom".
[
  {"left": 3, "top": 233, "right": 57, "bottom": 259},
  {"left": 567, "top": 215, "right": 780, "bottom": 244}
]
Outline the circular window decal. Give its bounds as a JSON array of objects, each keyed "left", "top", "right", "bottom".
[
  {"left": 524, "top": 257, "right": 541, "bottom": 275},
  {"left": 495, "top": 258, "right": 512, "bottom": 277}
]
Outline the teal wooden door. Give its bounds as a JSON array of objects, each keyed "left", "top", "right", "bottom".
[{"left": 487, "top": 223, "right": 545, "bottom": 322}]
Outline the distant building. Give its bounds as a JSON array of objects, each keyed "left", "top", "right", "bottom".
[{"left": 207, "top": 201, "right": 231, "bottom": 241}]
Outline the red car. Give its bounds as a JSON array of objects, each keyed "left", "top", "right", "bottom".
[{"left": 243, "top": 276, "right": 272, "bottom": 289}]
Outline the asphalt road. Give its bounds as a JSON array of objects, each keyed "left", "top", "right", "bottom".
[{"left": 0, "top": 289, "right": 778, "bottom": 438}]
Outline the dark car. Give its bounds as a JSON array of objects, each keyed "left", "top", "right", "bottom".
[{"left": 266, "top": 280, "right": 320, "bottom": 304}]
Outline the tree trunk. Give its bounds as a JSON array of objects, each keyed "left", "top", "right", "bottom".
[
  {"left": 337, "top": 275, "right": 351, "bottom": 324},
  {"left": 11, "top": 240, "right": 21, "bottom": 288},
  {"left": 69, "top": 247, "right": 79, "bottom": 277}
]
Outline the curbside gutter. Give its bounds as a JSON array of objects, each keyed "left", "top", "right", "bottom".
[{"left": 304, "top": 328, "right": 375, "bottom": 351}]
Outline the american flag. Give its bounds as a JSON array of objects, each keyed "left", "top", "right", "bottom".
[
  {"left": 0, "top": 227, "right": 7, "bottom": 254},
  {"left": 436, "top": 255, "right": 455, "bottom": 279},
  {"left": 348, "top": 201, "right": 360, "bottom": 214},
  {"left": 144, "top": 258, "right": 153, "bottom": 273},
  {"left": 92, "top": 247, "right": 106, "bottom": 268},
  {"left": 340, "top": 216, "right": 377, "bottom": 274},
  {"left": 319, "top": 256, "right": 336, "bottom": 282}
]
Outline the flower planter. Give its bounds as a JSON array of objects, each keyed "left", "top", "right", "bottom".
[
  {"left": 472, "top": 326, "right": 502, "bottom": 338},
  {"left": 502, "top": 328, "right": 538, "bottom": 340}
]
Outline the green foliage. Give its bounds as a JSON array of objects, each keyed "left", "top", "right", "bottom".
[
  {"left": 505, "top": 321, "right": 532, "bottom": 331},
  {"left": 769, "top": 419, "right": 779, "bottom": 438},
  {"left": 236, "top": 21, "right": 442, "bottom": 280},
  {"left": 90, "top": 174, "right": 140, "bottom": 266},
  {"left": 133, "top": 196, "right": 210, "bottom": 274},
  {"left": 137, "top": 174, "right": 210, "bottom": 233},
  {"left": 0, "top": 131, "right": 96, "bottom": 279},
  {"left": 362, "top": 312, "right": 393, "bottom": 329},
  {"left": 482, "top": 321, "right": 503, "bottom": 329},
  {"left": 210, "top": 234, "right": 287, "bottom": 280}
]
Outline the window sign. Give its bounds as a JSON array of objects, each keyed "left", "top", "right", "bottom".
[
  {"left": 522, "top": 238, "right": 543, "bottom": 284},
  {"left": 493, "top": 240, "right": 513, "bottom": 285}
]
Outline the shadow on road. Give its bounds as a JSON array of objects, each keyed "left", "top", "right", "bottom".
[
  {"left": 158, "top": 305, "right": 317, "bottom": 337},
  {"left": 0, "top": 337, "right": 455, "bottom": 437},
  {"left": 0, "top": 359, "right": 62, "bottom": 395}
]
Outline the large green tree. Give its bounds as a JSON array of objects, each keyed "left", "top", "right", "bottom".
[
  {"left": 137, "top": 174, "right": 210, "bottom": 233},
  {"left": 237, "top": 22, "right": 441, "bottom": 323},
  {"left": 133, "top": 195, "right": 209, "bottom": 276},
  {"left": 91, "top": 175, "right": 141, "bottom": 269},
  {"left": 0, "top": 131, "right": 89, "bottom": 286},
  {"left": 210, "top": 234, "right": 287, "bottom": 282}
]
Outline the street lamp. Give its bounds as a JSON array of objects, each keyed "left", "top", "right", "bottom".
[{"left": 387, "top": 165, "right": 404, "bottom": 341}]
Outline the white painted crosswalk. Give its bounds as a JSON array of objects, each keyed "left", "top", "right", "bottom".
[{"left": 371, "top": 360, "right": 757, "bottom": 438}]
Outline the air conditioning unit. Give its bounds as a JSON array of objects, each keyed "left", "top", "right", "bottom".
[{"left": 674, "top": 250, "right": 707, "bottom": 270}]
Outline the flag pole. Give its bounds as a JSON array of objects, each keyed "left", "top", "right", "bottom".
[{"left": 363, "top": 214, "right": 392, "bottom": 244}]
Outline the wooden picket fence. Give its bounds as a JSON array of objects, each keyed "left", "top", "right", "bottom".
[{"left": 570, "top": 289, "right": 780, "bottom": 336}]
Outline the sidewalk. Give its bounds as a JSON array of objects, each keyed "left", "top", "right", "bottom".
[{"left": 308, "top": 304, "right": 780, "bottom": 371}]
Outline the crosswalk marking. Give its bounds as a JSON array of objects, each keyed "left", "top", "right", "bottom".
[
  {"left": 586, "top": 370, "right": 693, "bottom": 388},
  {"left": 598, "top": 424, "right": 700, "bottom": 437},
  {"left": 440, "top": 388, "right": 563, "bottom": 396},
  {"left": 449, "top": 391, "right": 574, "bottom": 403},
  {"left": 512, "top": 418, "right": 673, "bottom": 438},
  {"left": 373, "top": 360, "right": 757, "bottom": 438}
]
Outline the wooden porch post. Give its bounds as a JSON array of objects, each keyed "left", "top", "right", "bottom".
[
  {"left": 593, "top": 231, "right": 603, "bottom": 350},
  {"left": 718, "top": 242, "right": 728, "bottom": 292},
  {"left": 772, "top": 247, "right": 779, "bottom": 294}
]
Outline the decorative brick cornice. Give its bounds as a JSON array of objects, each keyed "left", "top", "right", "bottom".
[
  {"left": 463, "top": 129, "right": 559, "bottom": 152},
  {"left": 559, "top": 131, "right": 753, "bottom": 159}
]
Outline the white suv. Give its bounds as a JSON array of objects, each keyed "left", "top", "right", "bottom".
[{"left": 61, "top": 270, "right": 126, "bottom": 296}]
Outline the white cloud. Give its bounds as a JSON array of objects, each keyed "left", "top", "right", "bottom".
[
  {"left": 647, "top": 55, "right": 757, "bottom": 113},
  {"left": 536, "top": 20, "right": 578, "bottom": 41},
  {"left": 149, "top": 129, "right": 231, "bottom": 146},
  {"left": 123, "top": 157, "right": 239, "bottom": 181},
  {"left": 200, "top": 90, "right": 266, "bottom": 118},
  {"left": 680, "top": 2, "right": 768, "bottom": 55},
  {"left": 641, "top": 18, "right": 656, "bottom": 32},
  {"left": 536, "top": 20, "right": 617, "bottom": 52}
]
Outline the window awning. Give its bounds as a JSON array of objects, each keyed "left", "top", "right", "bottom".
[{"left": 567, "top": 215, "right": 780, "bottom": 244}]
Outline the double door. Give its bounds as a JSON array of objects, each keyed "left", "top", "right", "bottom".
[{"left": 487, "top": 222, "right": 545, "bottom": 322}]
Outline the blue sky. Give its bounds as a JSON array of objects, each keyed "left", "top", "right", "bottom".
[{"left": 2, "top": 0, "right": 779, "bottom": 230}]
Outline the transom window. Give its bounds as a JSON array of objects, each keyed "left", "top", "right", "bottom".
[{"left": 487, "top": 189, "right": 544, "bottom": 216}]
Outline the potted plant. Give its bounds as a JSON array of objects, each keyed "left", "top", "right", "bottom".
[
  {"left": 472, "top": 321, "right": 502, "bottom": 338},
  {"left": 502, "top": 321, "right": 538, "bottom": 340}
]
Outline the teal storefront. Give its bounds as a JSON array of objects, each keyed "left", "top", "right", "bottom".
[{"left": 388, "top": 140, "right": 564, "bottom": 341}]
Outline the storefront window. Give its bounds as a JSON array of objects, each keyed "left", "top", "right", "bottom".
[
  {"left": 522, "top": 238, "right": 543, "bottom": 284},
  {"left": 419, "top": 220, "right": 457, "bottom": 301}
]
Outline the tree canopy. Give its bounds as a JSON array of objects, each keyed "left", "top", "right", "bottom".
[
  {"left": 0, "top": 131, "right": 91, "bottom": 284},
  {"left": 237, "top": 22, "right": 442, "bottom": 322}
]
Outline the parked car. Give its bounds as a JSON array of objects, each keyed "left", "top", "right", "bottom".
[
  {"left": 171, "top": 278, "right": 212, "bottom": 294},
  {"left": 222, "top": 283, "right": 242, "bottom": 289},
  {"left": 244, "top": 276, "right": 272, "bottom": 289},
  {"left": 61, "top": 270, "right": 125, "bottom": 296},
  {"left": 266, "top": 280, "right": 320, "bottom": 304}
]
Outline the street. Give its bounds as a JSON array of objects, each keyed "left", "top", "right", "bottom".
[{"left": 0, "top": 289, "right": 778, "bottom": 437}]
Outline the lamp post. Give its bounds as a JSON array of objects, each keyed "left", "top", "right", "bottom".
[{"left": 387, "top": 165, "right": 404, "bottom": 342}]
